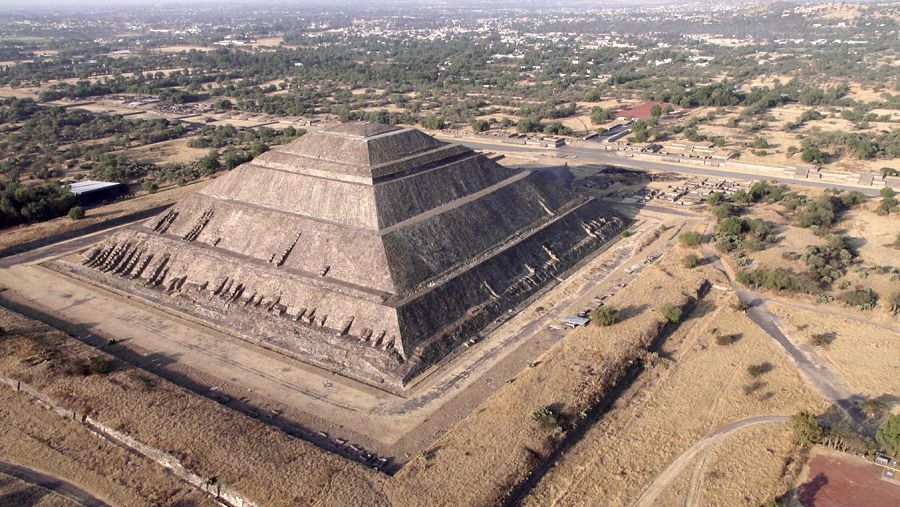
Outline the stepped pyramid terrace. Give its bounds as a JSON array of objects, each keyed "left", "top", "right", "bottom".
[{"left": 63, "top": 123, "right": 624, "bottom": 389}]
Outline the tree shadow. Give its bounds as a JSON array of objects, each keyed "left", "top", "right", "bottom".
[
  {"left": 796, "top": 472, "right": 829, "bottom": 506},
  {"left": 617, "top": 304, "right": 649, "bottom": 322},
  {"left": 715, "top": 332, "right": 743, "bottom": 346}
]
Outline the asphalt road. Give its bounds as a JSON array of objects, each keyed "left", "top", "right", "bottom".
[
  {"left": 440, "top": 136, "right": 883, "bottom": 197},
  {"left": 0, "top": 459, "right": 110, "bottom": 507}
]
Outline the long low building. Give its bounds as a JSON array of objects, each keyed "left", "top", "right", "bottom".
[{"left": 68, "top": 180, "right": 128, "bottom": 207}]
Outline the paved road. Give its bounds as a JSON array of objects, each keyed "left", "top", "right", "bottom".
[
  {"left": 0, "top": 459, "right": 110, "bottom": 507},
  {"left": 439, "top": 136, "right": 882, "bottom": 197},
  {"left": 632, "top": 415, "right": 789, "bottom": 507}
]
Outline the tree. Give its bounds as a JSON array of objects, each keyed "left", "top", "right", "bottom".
[
  {"left": 790, "top": 411, "right": 823, "bottom": 446},
  {"left": 199, "top": 151, "right": 221, "bottom": 174},
  {"left": 679, "top": 230, "right": 702, "bottom": 246},
  {"left": 141, "top": 180, "right": 158, "bottom": 194},
  {"left": 801, "top": 146, "right": 826, "bottom": 165},
  {"left": 590, "top": 107, "right": 611, "bottom": 125},
  {"left": 876, "top": 415, "right": 900, "bottom": 454},
  {"left": 881, "top": 186, "right": 896, "bottom": 199},
  {"left": 68, "top": 206, "right": 84, "bottom": 220},
  {"left": 650, "top": 104, "right": 662, "bottom": 119},
  {"left": 471, "top": 119, "right": 490, "bottom": 132},
  {"left": 659, "top": 303, "right": 682, "bottom": 323},
  {"left": 591, "top": 306, "right": 618, "bottom": 327}
]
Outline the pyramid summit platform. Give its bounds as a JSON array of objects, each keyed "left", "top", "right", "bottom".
[{"left": 68, "top": 123, "right": 624, "bottom": 389}]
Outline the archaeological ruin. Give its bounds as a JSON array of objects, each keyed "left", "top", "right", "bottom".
[{"left": 60, "top": 123, "right": 623, "bottom": 389}]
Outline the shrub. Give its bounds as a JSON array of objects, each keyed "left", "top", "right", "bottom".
[
  {"left": 790, "top": 411, "right": 823, "bottom": 446},
  {"left": 889, "top": 291, "right": 900, "bottom": 315},
  {"left": 838, "top": 287, "right": 878, "bottom": 310},
  {"left": 808, "top": 332, "right": 836, "bottom": 349},
  {"left": 736, "top": 267, "right": 820, "bottom": 294},
  {"left": 531, "top": 406, "right": 563, "bottom": 431},
  {"left": 470, "top": 119, "right": 490, "bottom": 132},
  {"left": 659, "top": 303, "right": 682, "bottom": 323},
  {"left": 860, "top": 398, "right": 888, "bottom": 419},
  {"left": 621, "top": 230, "right": 633, "bottom": 237},
  {"left": 681, "top": 253, "right": 699, "bottom": 269},
  {"left": 801, "top": 146, "right": 826, "bottom": 164},
  {"left": 88, "top": 356, "right": 114, "bottom": 375},
  {"left": 141, "top": 180, "right": 159, "bottom": 194},
  {"left": 67, "top": 206, "right": 85, "bottom": 220},
  {"left": 679, "top": 231, "right": 702, "bottom": 246},
  {"left": 876, "top": 415, "right": 900, "bottom": 454},
  {"left": 590, "top": 306, "right": 619, "bottom": 327}
]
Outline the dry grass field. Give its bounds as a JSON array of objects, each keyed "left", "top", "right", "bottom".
[
  {"left": 520, "top": 281, "right": 824, "bottom": 506},
  {"left": 120, "top": 136, "right": 211, "bottom": 165},
  {"left": 659, "top": 425, "right": 800, "bottom": 507},
  {"left": 0, "top": 388, "right": 211, "bottom": 506},
  {"left": 769, "top": 304, "right": 900, "bottom": 400}
]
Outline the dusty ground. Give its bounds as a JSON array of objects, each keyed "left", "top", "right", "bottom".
[
  {"left": 791, "top": 447, "right": 900, "bottom": 507},
  {"left": 118, "top": 136, "right": 210, "bottom": 165},
  {"left": 520, "top": 253, "right": 825, "bottom": 506}
]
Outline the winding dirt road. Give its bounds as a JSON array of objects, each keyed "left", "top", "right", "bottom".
[{"left": 632, "top": 415, "right": 789, "bottom": 507}]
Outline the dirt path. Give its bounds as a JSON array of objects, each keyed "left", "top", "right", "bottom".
[
  {"left": 632, "top": 415, "right": 789, "bottom": 507},
  {"left": 0, "top": 459, "right": 110, "bottom": 507},
  {"left": 699, "top": 220, "right": 865, "bottom": 425}
]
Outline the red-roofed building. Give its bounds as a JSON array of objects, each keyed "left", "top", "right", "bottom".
[{"left": 613, "top": 101, "right": 670, "bottom": 121}]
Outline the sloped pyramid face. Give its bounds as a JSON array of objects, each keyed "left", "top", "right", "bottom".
[{"left": 73, "top": 123, "right": 623, "bottom": 388}]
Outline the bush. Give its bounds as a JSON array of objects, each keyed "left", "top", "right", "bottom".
[
  {"left": 141, "top": 180, "right": 159, "bottom": 194},
  {"left": 736, "top": 267, "right": 820, "bottom": 294},
  {"left": 801, "top": 146, "right": 826, "bottom": 164},
  {"left": 790, "top": 411, "right": 823, "bottom": 446},
  {"left": 808, "top": 332, "right": 836, "bottom": 349},
  {"left": 88, "top": 356, "right": 114, "bottom": 375},
  {"left": 860, "top": 398, "right": 888, "bottom": 419},
  {"left": 67, "top": 206, "right": 85, "bottom": 220},
  {"left": 876, "top": 415, "right": 900, "bottom": 454},
  {"left": 591, "top": 306, "right": 619, "bottom": 327},
  {"left": 888, "top": 291, "right": 900, "bottom": 315},
  {"left": 838, "top": 287, "right": 878, "bottom": 310},
  {"left": 531, "top": 406, "right": 563, "bottom": 431},
  {"left": 679, "top": 231, "right": 702, "bottom": 246},
  {"left": 659, "top": 303, "right": 682, "bottom": 324},
  {"left": 681, "top": 253, "right": 699, "bottom": 269},
  {"left": 471, "top": 119, "right": 490, "bottom": 132}
]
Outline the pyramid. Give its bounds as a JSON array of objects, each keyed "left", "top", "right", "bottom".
[{"left": 72, "top": 123, "right": 623, "bottom": 389}]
